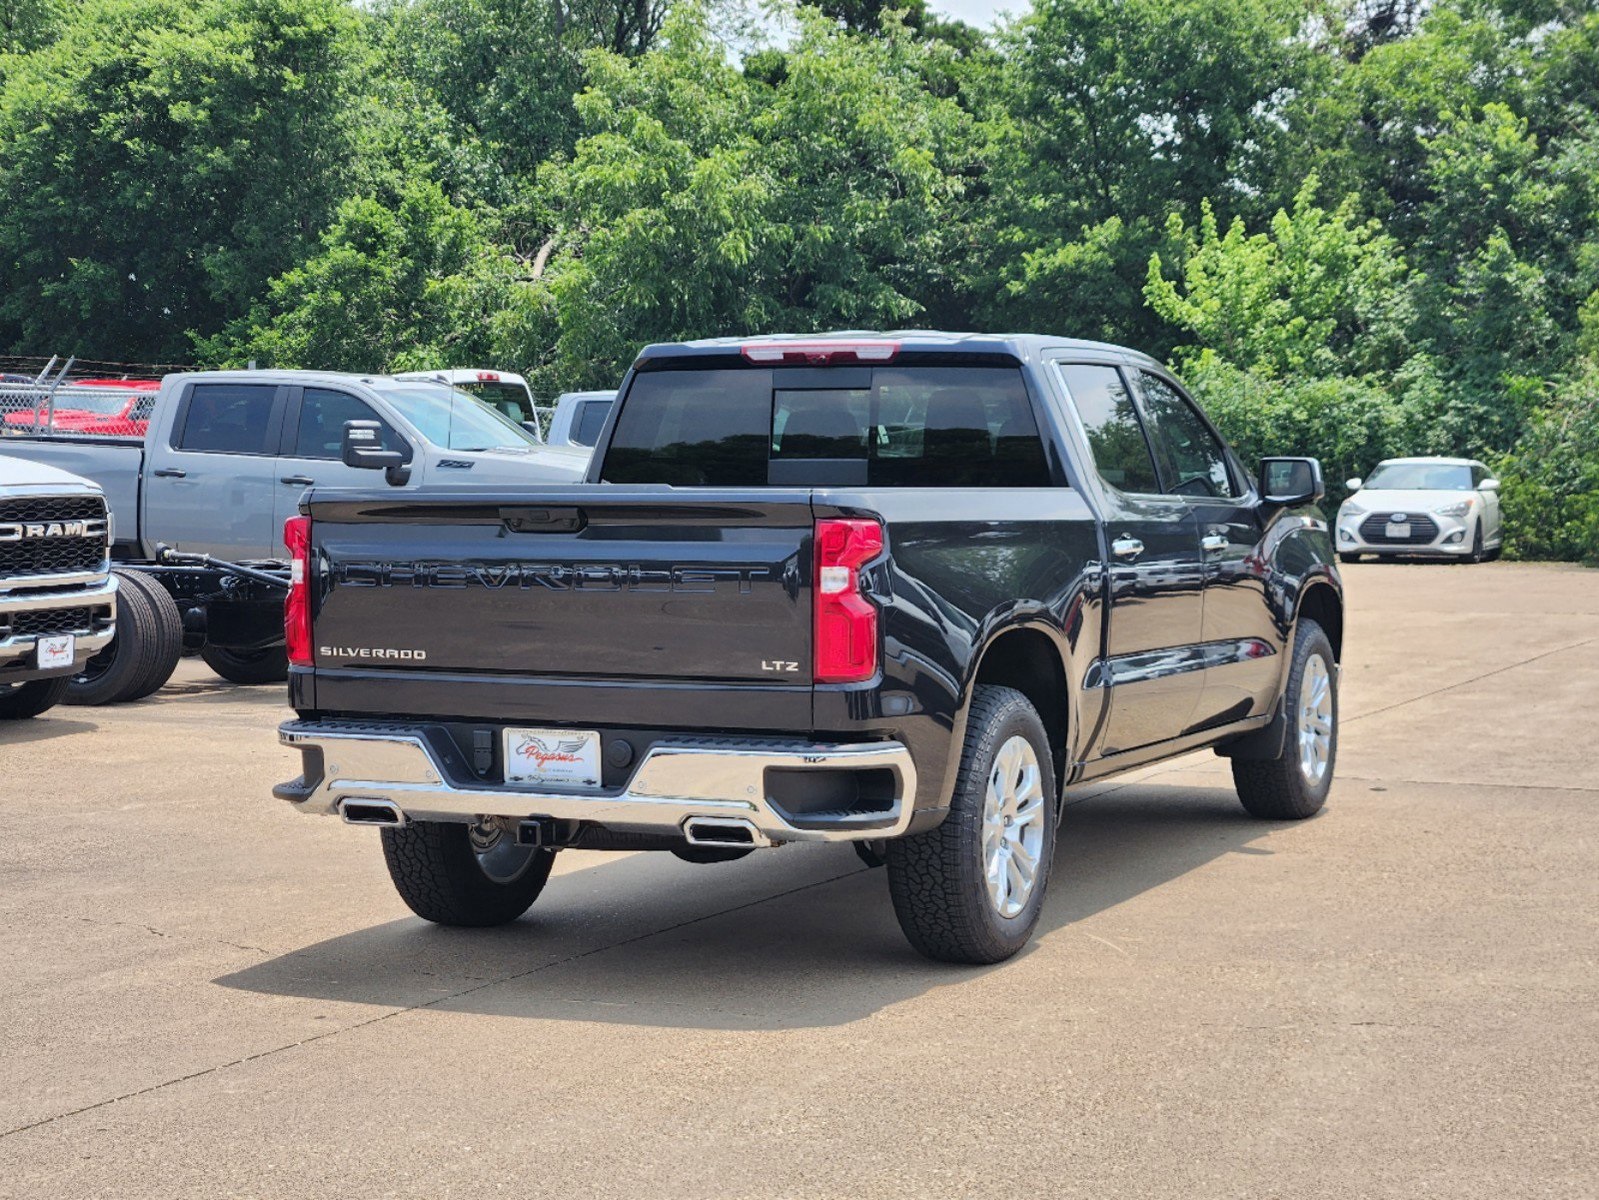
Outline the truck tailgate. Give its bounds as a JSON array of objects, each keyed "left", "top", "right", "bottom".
[{"left": 303, "top": 488, "right": 816, "bottom": 727}]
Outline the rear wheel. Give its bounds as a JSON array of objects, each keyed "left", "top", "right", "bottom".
[
  {"left": 886, "top": 685, "right": 1057, "bottom": 965},
  {"left": 0, "top": 677, "right": 70, "bottom": 720},
  {"left": 1232, "top": 619, "right": 1336, "bottom": 820},
  {"left": 202, "top": 645, "right": 288, "bottom": 685},
  {"left": 381, "top": 819, "right": 556, "bottom": 926},
  {"left": 66, "top": 569, "right": 182, "bottom": 705}
]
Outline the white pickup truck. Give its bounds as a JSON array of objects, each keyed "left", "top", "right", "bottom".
[{"left": 0, "top": 456, "right": 117, "bottom": 719}]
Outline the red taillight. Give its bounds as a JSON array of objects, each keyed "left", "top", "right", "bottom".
[
  {"left": 284, "top": 515, "right": 312, "bottom": 667},
  {"left": 476, "top": 371, "right": 500, "bottom": 381},
  {"left": 814, "top": 518, "right": 883, "bottom": 684},
  {"left": 742, "top": 340, "right": 899, "bottom": 365}
]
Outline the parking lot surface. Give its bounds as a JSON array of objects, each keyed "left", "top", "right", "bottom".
[{"left": 2, "top": 561, "right": 1596, "bottom": 1198}]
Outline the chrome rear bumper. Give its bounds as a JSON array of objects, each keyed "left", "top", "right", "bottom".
[{"left": 276, "top": 720, "right": 917, "bottom": 846}]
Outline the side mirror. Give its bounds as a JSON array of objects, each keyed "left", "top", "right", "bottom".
[
  {"left": 341, "top": 420, "right": 410, "bottom": 486},
  {"left": 522, "top": 420, "right": 543, "bottom": 440},
  {"left": 1345, "top": 477, "right": 1363, "bottom": 491},
  {"left": 1259, "top": 457, "right": 1325, "bottom": 507},
  {"left": 1480, "top": 477, "right": 1501, "bottom": 492}
]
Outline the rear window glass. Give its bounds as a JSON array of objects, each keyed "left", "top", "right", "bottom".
[
  {"left": 573, "top": 400, "right": 612, "bottom": 447},
  {"left": 1057, "top": 364, "right": 1159, "bottom": 494},
  {"left": 602, "top": 366, "right": 1052, "bottom": 487},
  {"left": 176, "top": 383, "right": 277, "bottom": 454}
]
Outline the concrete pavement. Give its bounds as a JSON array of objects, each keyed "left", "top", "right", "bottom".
[{"left": 1, "top": 561, "right": 1595, "bottom": 1197}]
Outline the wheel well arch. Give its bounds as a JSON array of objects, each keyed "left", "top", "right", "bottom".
[
  {"left": 970, "top": 626, "right": 1069, "bottom": 788},
  {"left": 1296, "top": 580, "right": 1343, "bottom": 661}
]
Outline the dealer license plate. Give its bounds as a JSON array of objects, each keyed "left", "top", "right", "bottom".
[
  {"left": 1385, "top": 522, "right": 1411, "bottom": 540},
  {"left": 35, "top": 635, "right": 75, "bottom": 671},
  {"left": 503, "top": 726, "right": 602, "bottom": 788}
]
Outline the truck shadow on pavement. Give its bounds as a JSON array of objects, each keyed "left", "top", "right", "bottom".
[
  {"left": 0, "top": 714, "right": 98, "bottom": 745},
  {"left": 217, "top": 784, "right": 1303, "bottom": 1030}
]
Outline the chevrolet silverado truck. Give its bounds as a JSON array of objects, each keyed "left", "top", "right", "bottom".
[
  {"left": 275, "top": 334, "right": 1345, "bottom": 964},
  {"left": 0, "top": 455, "right": 117, "bottom": 719},
  {"left": 4, "top": 370, "right": 588, "bottom": 698}
]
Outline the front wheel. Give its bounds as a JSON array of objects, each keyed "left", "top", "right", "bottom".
[
  {"left": 0, "top": 677, "right": 70, "bottom": 720},
  {"left": 1232, "top": 619, "right": 1337, "bottom": 820},
  {"left": 1469, "top": 521, "right": 1486, "bottom": 564},
  {"left": 381, "top": 819, "right": 556, "bottom": 926},
  {"left": 886, "top": 685, "right": 1057, "bottom": 965},
  {"left": 1338, "top": 552, "right": 1361, "bottom": 564}
]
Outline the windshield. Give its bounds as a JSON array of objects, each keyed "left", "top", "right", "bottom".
[
  {"left": 44, "top": 392, "right": 131, "bottom": 415},
  {"left": 1364, "top": 463, "right": 1473, "bottom": 491},
  {"left": 453, "top": 380, "right": 535, "bottom": 423},
  {"left": 371, "top": 383, "right": 541, "bottom": 452}
]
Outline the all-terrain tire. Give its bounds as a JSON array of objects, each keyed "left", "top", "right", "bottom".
[
  {"left": 202, "top": 645, "right": 289, "bottom": 685},
  {"left": 885, "top": 685, "right": 1057, "bottom": 965},
  {"left": 65, "top": 569, "right": 181, "bottom": 706},
  {"left": 1231, "top": 619, "right": 1337, "bottom": 820},
  {"left": 0, "top": 677, "right": 71, "bottom": 720},
  {"left": 381, "top": 820, "right": 556, "bottom": 926}
]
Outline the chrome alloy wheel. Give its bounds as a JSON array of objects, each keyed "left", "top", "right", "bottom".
[
  {"left": 981, "top": 735, "right": 1047, "bottom": 919},
  {"left": 467, "top": 820, "right": 538, "bottom": 884},
  {"left": 1297, "top": 655, "right": 1334, "bottom": 785}
]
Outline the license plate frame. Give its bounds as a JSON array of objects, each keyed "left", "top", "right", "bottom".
[
  {"left": 1384, "top": 522, "right": 1411, "bottom": 540},
  {"left": 503, "top": 726, "right": 603, "bottom": 789},
  {"left": 35, "top": 634, "right": 75, "bottom": 671}
]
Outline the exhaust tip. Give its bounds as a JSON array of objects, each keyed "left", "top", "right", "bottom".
[
  {"left": 339, "top": 798, "right": 406, "bottom": 827},
  {"left": 682, "top": 817, "right": 768, "bottom": 849}
]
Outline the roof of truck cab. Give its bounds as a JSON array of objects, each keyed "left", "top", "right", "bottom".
[
  {"left": 163, "top": 370, "right": 507, "bottom": 392},
  {"left": 634, "top": 331, "right": 1164, "bottom": 368},
  {"left": 165, "top": 369, "right": 384, "bottom": 386}
]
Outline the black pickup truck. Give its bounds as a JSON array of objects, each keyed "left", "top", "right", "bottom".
[{"left": 276, "top": 334, "right": 1344, "bottom": 964}]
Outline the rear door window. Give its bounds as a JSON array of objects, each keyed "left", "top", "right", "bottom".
[
  {"left": 175, "top": 383, "right": 278, "bottom": 454},
  {"left": 603, "top": 366, "right": 1051, "bottom": 487},
  {"left": 1055, "top": 364, "right": 1160, "bottom": 494}
]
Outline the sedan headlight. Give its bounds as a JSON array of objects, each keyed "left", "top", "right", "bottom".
[
  {"left": 1434, "top": 499, "right": 1474, "bottom": 518},
  {"left": 1341, "top": 502, "right": 1366, "bottom": 517}
]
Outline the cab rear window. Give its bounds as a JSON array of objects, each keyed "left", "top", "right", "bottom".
[{"left": 601, "top": 366, "right": 1052, "bottom": 487}]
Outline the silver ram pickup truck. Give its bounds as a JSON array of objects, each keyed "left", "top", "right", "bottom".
[
  {"left": 1, "top": 370, "right": 589, "bottom": 700},
  {"left": 0, "top": 455, "right": 116, "bottom": 719}
]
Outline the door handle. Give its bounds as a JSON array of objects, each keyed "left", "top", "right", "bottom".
[
  {"left": 151, "top": 468, "right": 186, "bottom": 479},
  {"left": 1201, "top": 534, "right": 1228, "bottom": 553},
  {"left": 280, "top": 475, "right": 315, "bottom": 486},
  {"left": 1111, "top": 535, "right": 1144, "bottom": 560}
]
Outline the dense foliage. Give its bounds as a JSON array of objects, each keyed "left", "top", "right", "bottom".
[{"left": 2, "top": 0, "right": 1596, "bottom": 560}]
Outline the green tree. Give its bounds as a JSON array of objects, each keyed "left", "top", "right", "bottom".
[
  {"left": 972, "top": 0, "right": 1319, "bottom": 348},
  {"left": 1145, "top": 178, "right": 1413, "bottom": 380},
  {"left": 0, "top": 0, "right": 369, "bottom": 360},
  {"left": 199, "top": 179, "right": 519, "bottom": 372},
  {"left": 522, "top": 6, "right": 974, "bottom": 389}
]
